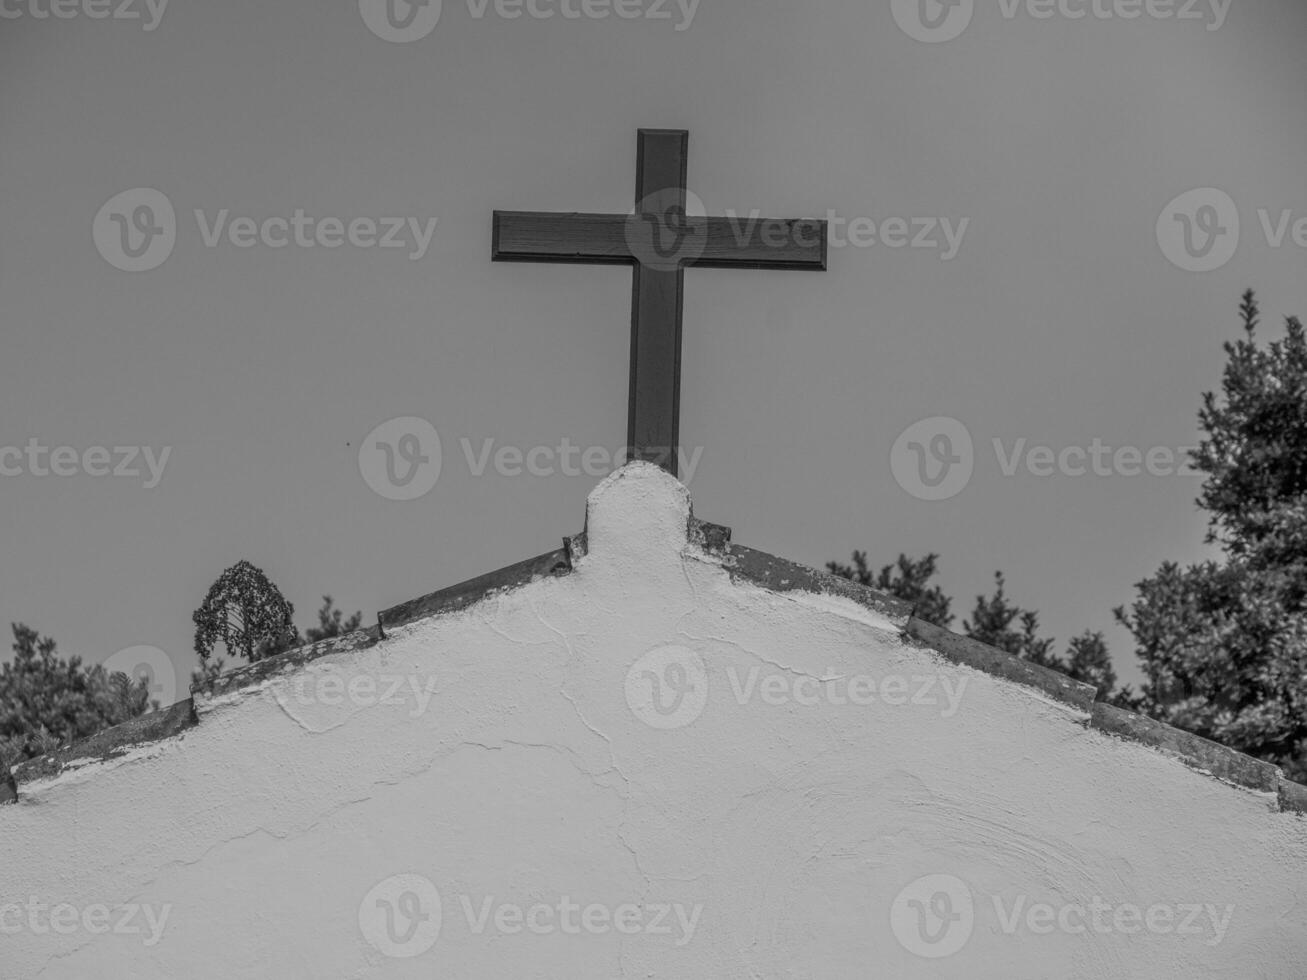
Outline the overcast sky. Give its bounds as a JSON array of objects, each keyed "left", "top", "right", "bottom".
[{"left": 3, "top": 0, "right": 1307, "bottom": 702}]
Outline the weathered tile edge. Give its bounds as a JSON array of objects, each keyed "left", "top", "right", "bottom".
[
  {"left": 198, "top": 627, "right": 384, "bottom": 701},
  {"left": 688, "top": 517, "right": 732, "bottom": 554},
  {"left": 8, "top": 698, "right": 198, "bottom": 796},
  {"left": 1277, "top": 777, "right": 1307, "bottom": 815},
  {"left": 710, "top": 539, "right": 914, "bottom": 629},
  {"left": 379, "top": 544, "right": 575, "bottom": 631},
  {"left": 565, "top": 530, "right": 589, "bottom": 563},
  {"left": 1091, "top": 702, "right": 1280, "bottom": 795},
  {"left": 4, "top": 630, "right": 389, "bottom": 803},
  {"left": 904, "top": 617, "right": 1098, "bottom": 713},
  {"left": 692, "top": 526, "right": 1089, "bottom": 710},
  {"left": 904, "top": 619, "right": 1307, "bottom": 806}
]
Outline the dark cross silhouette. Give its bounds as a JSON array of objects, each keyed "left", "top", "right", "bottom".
[{"left": 492, "top": 129, "right": 827, "bottom": 477}]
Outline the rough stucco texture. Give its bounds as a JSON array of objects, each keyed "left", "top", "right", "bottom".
[{"left": 3, "top": 462, "right": 1306, "bottom": 978}]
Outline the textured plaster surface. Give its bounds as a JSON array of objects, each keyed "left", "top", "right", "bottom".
[{"left": 3, "top": 463, "right": 1306, "bottom": 978}]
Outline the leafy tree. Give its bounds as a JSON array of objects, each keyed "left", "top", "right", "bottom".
[
  {"left": 0, "top": 625, "right": 152, "bottom": 772},
  {"left": 192, "top": 560, "right": 296, "bottom": 665},
  {"left": 1117, "top": 291, "right": 1307, "bottom": 780}
]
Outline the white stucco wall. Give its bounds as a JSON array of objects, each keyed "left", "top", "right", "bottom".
[{"left": 3, "top": 462, "right": 1306, "bottom": 979}]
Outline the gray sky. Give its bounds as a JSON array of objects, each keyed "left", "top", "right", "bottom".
[{"left": 3, "top": 0, "right": 1307, "bottom": 700}]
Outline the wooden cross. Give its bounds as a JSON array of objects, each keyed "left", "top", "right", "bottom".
[{"left": 491, "top": 129, "right": 827, "bottom": 477}]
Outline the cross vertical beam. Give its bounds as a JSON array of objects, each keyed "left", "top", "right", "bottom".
[{"left": 629, "top": 129, "right": 688, "bottom": 473}]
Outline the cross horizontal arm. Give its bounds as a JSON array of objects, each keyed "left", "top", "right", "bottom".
[
  {"left": 492, "top": 211, "right": 828, "bottom": 271},
  {"left": 492, "top": 212, "right": 634, "bottom": 265}
]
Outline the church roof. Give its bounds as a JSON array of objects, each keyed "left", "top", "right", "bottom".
[{"left": 5, "top": 465, "right": 1305, "bottom": 815}]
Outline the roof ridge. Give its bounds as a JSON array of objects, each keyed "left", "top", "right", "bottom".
[{"left": 5, "top": 519, "right": 1304, "bottom": 815}]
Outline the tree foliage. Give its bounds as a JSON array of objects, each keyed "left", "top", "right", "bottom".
[
  {"left": 831, "top": 291, "right": 1307, "bottom": 779},
  {"left": 0, "top": 625, "right": 153, "bottom": 772},
  {"left": 192, "top": 560, "right": 296, "bottom": 665},
  {"left": 1117, "top": 291, "right": 1307, "bottom": 780}
]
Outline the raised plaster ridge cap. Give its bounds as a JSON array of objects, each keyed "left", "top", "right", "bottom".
[{"left": 4, "top": 462, "right": 1304, "bottom": 816}]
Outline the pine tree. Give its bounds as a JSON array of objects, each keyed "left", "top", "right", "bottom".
[
  {"left": 0, "top": 625, "right": 153, "bottom": 771},
  {"left": 1117, "top": 290, "right": 1307, "bottom": 780}
]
